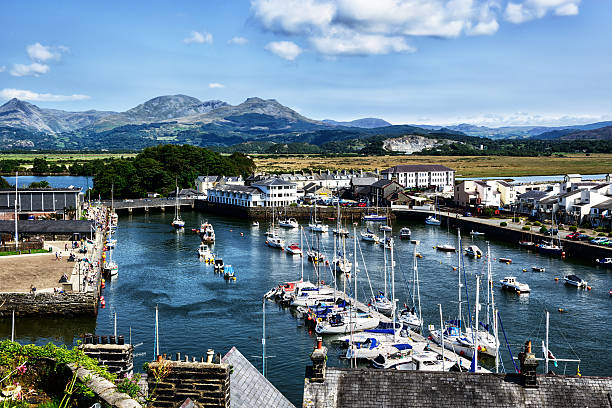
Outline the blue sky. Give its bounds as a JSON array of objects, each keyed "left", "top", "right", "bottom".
[{"left": 1, "top": 0, "right": 611, "bottom": 126}]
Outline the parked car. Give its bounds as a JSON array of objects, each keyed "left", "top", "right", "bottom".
[
  {"left": 566, "top": 232, "right": 580, "bottom": 240},
  {"left": 591, "top": 237, "right": 609, "bottom": 245},
  {"left": 357, "top": 202, "right": 367, "bottom": 207},
  {"left": 578, "top": 234, "right": 591, "bottom": 241},
  {"left": 464, "top": 212, "right": 472, "bottom": 217}
]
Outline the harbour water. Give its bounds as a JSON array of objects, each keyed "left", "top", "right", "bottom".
[
  {"left": 3, "top": 175, "right": 91, "bottom": 190},
  {"left": 2, "top": 210, "right": 611, "bottom": 405}
]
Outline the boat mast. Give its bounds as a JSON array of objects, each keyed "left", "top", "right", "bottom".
[
  {"left": 154, "top": 304, "right": 159, "bottom": 358},
  {"left": 300, "top": 227, "right": 304, "bottom": 281},
  {"left": 383, "top": 230, "right": 387, "bottom": 297},
  {"left": 262, "top": 298, "right": 266, "bottom": 377},
  {"left": 545, "top": 310, "right": 549, "bottom": 374},
  {"left": 473, "top": 275, "right": 480, "bottom": 372},
  {"left": 11, "top": 309, "right": 15, "bottom": 342},
  {"left": 390, "top": 237, "right": 396, "bottom": 342},
  {"left": 486, "top": 243, "right": 491, "bottom": 328},
  {"left": 457, "top": 228, "right": 462, "bottom": 331},
  {"left": 351, "top": 224, "right": 358, "bottom": 368},
  {"left": 494, "top": 307, "right": 499, "bottom": 374},
  {"left": 414, "top": 242, "right": 423, "bottom": 333},
  {"left": 438, "top": 304, "right": 445, "bottom": 366}
]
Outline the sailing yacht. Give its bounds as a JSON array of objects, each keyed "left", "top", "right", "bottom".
[
  {"left": 309, "top": 201, "right": 329, "bottom": 232},
  {"left": 104, "top": 248, "right": 118, "bottom": 277},
  {"left": 399, "top": 244, "right": 423, "bottom": 331},
  {"left": 265, "top": 210, "right": 285, "bottom": 249},
  {"left": 372, "top": 349, "right": 457, "bottom": 371},
  {"left": 171, "top": 185, "right": 185, "bottom": 230},
  {"left": 425, "top": 196, "right": 441, "bottom": 225},
  {"left": 360, "top": 229, "right": 380, "bottom": 243},
  {"left": 279, "top": 217, "right": 298, "bottom": 228}
]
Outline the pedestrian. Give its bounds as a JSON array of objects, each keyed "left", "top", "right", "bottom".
[{"left": 65, "top": 243, "right": 68, "bottom": 251}]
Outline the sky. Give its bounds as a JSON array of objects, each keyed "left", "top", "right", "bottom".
[{"left": 1, "top": 0, "right": 611, "bottom": 127}]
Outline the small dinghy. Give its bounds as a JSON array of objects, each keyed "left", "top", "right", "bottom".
[
  {"left": 285, "top": 243, "right": 302, "bottom": 255},
  {"left": 564, "top": 274, "right": 587, "bottom": 288},
  {"left": 532, "top": 266, "right": 545, "bottom": 272},
  {"left": 223, "top": 265, "right": 236, "bottom": 281},
  {"left": 435, "top": 244, "right": 456, "bottom": 252},
  {"left": 464, "top": 245, "right": 482, "bottom": 258},
  {"left": 499, "top": 257, "right": 512, "bottom": 264},
  {"left": 470, "top": 230, "right": 485, "bottom": 236},
  {"left": 500, "top": 276, "right": 530, "bottom": 293},
  {"left": 399, "top": 227, "right": 411, "bottom": 239}
]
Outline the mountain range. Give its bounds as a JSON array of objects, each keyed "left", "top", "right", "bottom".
[{"left": 0, "top": 95, "right": 610, "bottom": 151}]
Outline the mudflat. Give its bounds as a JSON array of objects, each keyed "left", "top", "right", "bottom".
[{"left": 0, "top": 253, "right": 74, "bottom": 293}]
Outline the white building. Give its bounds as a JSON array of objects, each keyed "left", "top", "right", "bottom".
[
  {"left": 206, "top": 185, "right": 264, "bottom": 207},
  {"left": 381, "top": 164, "right": 455, "bottom": 192},
  {"left": 251, "top": 178, "right": 297, "bottom": 207},
  {"left": 206, "top": 178, "right": 296, "bottom": 208},
  {"left": 454, "top": 180, "right": 501, "bottom": 208}
]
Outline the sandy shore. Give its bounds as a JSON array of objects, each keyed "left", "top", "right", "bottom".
[{"left": 0, "top": 242, "right": 83, "bottom": 293}]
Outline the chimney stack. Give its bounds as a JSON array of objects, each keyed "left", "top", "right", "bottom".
[
  {"left": 518, "top": 340, "right": 539, "bottom": 388},
  {"left": 309, "top": 338, "right": 327, "bottom": 383}
]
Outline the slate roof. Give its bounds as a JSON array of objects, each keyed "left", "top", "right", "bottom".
[
  {"left": 518, "top": 190, "right": 549, "bottom": 201},
  {"left": 351, "top": 177, "right": 378, "bottom": 187},
  {"left": 558, "top": 188, "right": 586, "bottom": 199},
  {"left": 0, "top": 220, "right": 94, "bottom": 234},
  {"left": 592, "top": 199, "right": 612, "bottom": 210},
  {"left": 221, "top": 347, "right": 294, "bottom": 408},
  {"left": 304, "top": 368, "right": 612, "bottom": 408},
  {"left": 382, "top": 164, "right": 454, "bottom": 174},
  {"left": 196, "top": 176, "right": 220, "bottom": 183},
  {"left": 252, "top": 178, "right": 295, "bottom": 187},
  {"left": 209, "top": 184, "right": 260, "bottom": 194},
  {"left": 371, "top": 179, "right": 394, "bottom": 189}
]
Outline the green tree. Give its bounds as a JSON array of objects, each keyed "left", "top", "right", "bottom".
[
  {"left": 0, "top": 176, "right": 10, "bottom": 188},
  {"left": 29, "top": 180, "right": 50, "bottom": 188},
  {"left": 32, "top": 158, "right": 50, "bottom": 173}
]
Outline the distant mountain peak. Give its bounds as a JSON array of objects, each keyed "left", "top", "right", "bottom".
[{"left": 323, "top": 118, "right": 391, "bottom": 129}]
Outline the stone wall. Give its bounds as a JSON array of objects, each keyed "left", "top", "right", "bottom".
[
  {"left": 70, "top": 364, "right": 142, "bottom": 408},
  {"left": 195, "top": 200, "right": 393, "bottom": 221},
  {"left": 147, "top": 358, "right": 230, "bottom": 408},
  {"left": 0, "top": 291, "right": 98, "bottom": 317}
]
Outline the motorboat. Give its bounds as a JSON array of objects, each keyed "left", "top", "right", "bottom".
[
  {"left": 470, "top": 230, "right": 485, "bottom": 236},
  {"left": 499, "top": 257, "right": 512, "bottom": 263},
  {"left": 285, "top": 243, "right": 303, "bottom": 255},
  {"left": 363, "top": 214, "right": 387, "bottom": 222},
  {"left": 251, "top": 221, "right": 259, "bottom": 227},
  {"left": 536, "top": 240, "right": 563, "bottom": 256},
  {"left": 214, "top": 258, "right": 224, "bottom": 272},
  {"left": 346, "top": 338, "right": 420, "bottom": 361},
  {"left": 379, "top": 225, "right": 392, "bottom": 232},
  {"left": 309, "top": 223, "right": 329, "bottom": 233},
  {"left": 464, "top": 245, "right": 482, "bottom": 258},
  {"left": 518, "top": 240, "right": 535, "bottom": 248},
  {"left": 279, "top": 218, "right": 298, "bottom": 228},
  {"left": 532, "top": 266, "right": 545, "bottom": 272},
  {"left": 314, "top": 311, "right": 380, "bottom": 334},
  {"left": 595, "top": 257, "right": 612, "bottom": 267},
  {"left": 223, "top": 265, "right": 236, "bottom": 281},
  {"left": 307, "top": 249, "right": 325, "bottom": 263},
  {"left": 564, "top": 274, "right": 588, "bottom": 288},
  {"left": 425, "top": 215, "right": 441, "bottom": 226},
  {"left": 198, "top": 243, "right": 214, "bottom": 263},
  {"left": 105, "top": 238, "right": 117, "bottom": 249},
  {"left": 266, "top": 234, "right": 285, "bottom": 249},
  {"left": 361, "top": 230, "right": 380, "bottom": 243},
  {"left": 399, "top": 227, "right": 411, "bottom": 240},
  {"left": 500, "top": 276, "right": 530, "bottom": 293},
  {"left": 199, "top": 223, "right": 215, "bottom": 244},
  {"left": 435, "top": 244, "right": 456, "bottom": 252}
]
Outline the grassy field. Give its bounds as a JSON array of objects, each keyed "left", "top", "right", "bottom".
[
  {"left": 0, "top": 152, "right": 137, "bottom": 161},
  {"left": 254, "top": 154, "right": 612, "bottom": 178}
]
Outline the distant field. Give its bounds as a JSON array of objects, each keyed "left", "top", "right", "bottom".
[
  {"left": 254, "top": 154, "right": 612, "bottom": 178},
  {"left": 0, "top": 153, "right": 137, "bottom": 161}
]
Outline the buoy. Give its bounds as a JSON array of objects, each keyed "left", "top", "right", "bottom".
[
  {"left": 452, "top": 266, "right": 457, "bottom": 270},
  {"left": 506, "top": 261, "right": 511, "bottom": 265},
  {"left": 522, "top": 269, "right": 527, "bottom": 272},
  {"left": 100, "top": 296, "right": 105, "bottom": 301},
  {"left": 554, "top": 277, "right": 559, "bottom": 281},
  {"left": 101, "top": 282, "right": 105, "bottom": 289},
  {"left": 587, "top": 286, "right": 591, "bottom": 291},
  {"left": 561, "top": 251, "right": 566, "bottom": 258},
  {"left": 240, "top": 232, "right": 244, "bottom": 236},
  {"left": 558, "top": 308, "right": 565, "bottom": 313},
  {"left": 517, "top": 290, "right": 521, "bottom": 294}
]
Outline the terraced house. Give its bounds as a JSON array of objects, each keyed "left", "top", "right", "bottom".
[{"left": 381, "top": 164, "right": 455, "bottom": 192}]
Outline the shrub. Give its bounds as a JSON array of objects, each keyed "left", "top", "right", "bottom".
[
  {"left": 569, "top": 226, "right": 578, "bottom": 232},
  {"left": 533, "top": 221, "right": 541, "bottom": 226},
  {"left": 512, "top": 217, "right": 520, "bottom": 222},
  {"left": 595, "top": 227, "right": 605, "bottom": 232},
  {"left": 522, "top": 226, "right": 531, "bottom": 231},
  {"left": 525, "top": 222, "right": 532, "bottom": 226},
  {"left": 579, "top": 230, "right": 585, "bottom": 233},
  {"left": 558, "top": 225, "right": 565, "bottom": 230},
  {"left": 540, "top": 226, "right": 548, "bottom": 234},
  {"left": 608, "top": 232, "right": 612, "bottom": 237},
  {"left": 500, "top": 222, "right": 507, "bottom": 227},
  {"left": 598, "top": 232, "right": 605, "bottom": 236}
]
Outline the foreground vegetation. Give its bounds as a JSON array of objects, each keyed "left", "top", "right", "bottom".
[{"left": 254, "top": 153, "right": 612, "bottom": 177}]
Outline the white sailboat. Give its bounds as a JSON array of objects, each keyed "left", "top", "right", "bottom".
[
  {"left": 360, "top": 229, "right": 380, "bottom": 243},
  {"left": 425, "top": 196, "right": 441, "bottom": 225},
  {"left": 332, "top": 203, "right": 352, "bottom": 274},
  {"left": 104, "top": 248, "right": 118, "bottom": 277},
  {"left": 265, "top": 210, "right": 285, "bottom": 249},
  {"left": 171, "top": 184, "right": 185, "bottom": 230},
  {"left": 309, "top": 201, "right": 328, "bottom": 232},
  {"left": 399, "top": 242, "right": 423, "bottom": 331},
  {"left": 279, "top": 217, "right": 298, "bottom": 228}
]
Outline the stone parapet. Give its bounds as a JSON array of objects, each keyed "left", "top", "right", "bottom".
[{"left": 0, "top": 291, "right": 98, "bottom": 317}]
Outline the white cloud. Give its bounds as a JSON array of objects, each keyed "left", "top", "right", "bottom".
[
  {"left": 251, "top": 0, "right": 581, "bottom": 56},
  {"left": 0, "top": 88, "right": 90, "bottom": 102},
  {"left": 183, "top": 30, "right": 213, "bottom": 44},
  {"left": 265, "top": 41, "right": 303, "bottom": 60},
  {"left": 505, "top": 0, "right": 581, "bottom": 23},
  {"left": 10, "top": 63, "right": 50, "bottom": 77},
  {"left": 0, "top": 66, "right": 5, "bottom": 73},
  {"left": 311, "top": 29, "right": 415, "bottom": 56},
  {"left": 26, "top": 42, "right": 65, "bottom": 61},
  {"left": 208, "top": 82, "right": 225, "bottom": 88},
  {"left": 228, "top": 36, "right": 249, "bottom": 45}
]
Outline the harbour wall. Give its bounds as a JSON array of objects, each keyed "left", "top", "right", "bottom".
[
  {"left": 0, "top": 291, "right": 98, "bottom": 318},
  {"left": 194, "top": 200, "right": 392, "bottom": 221}
]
